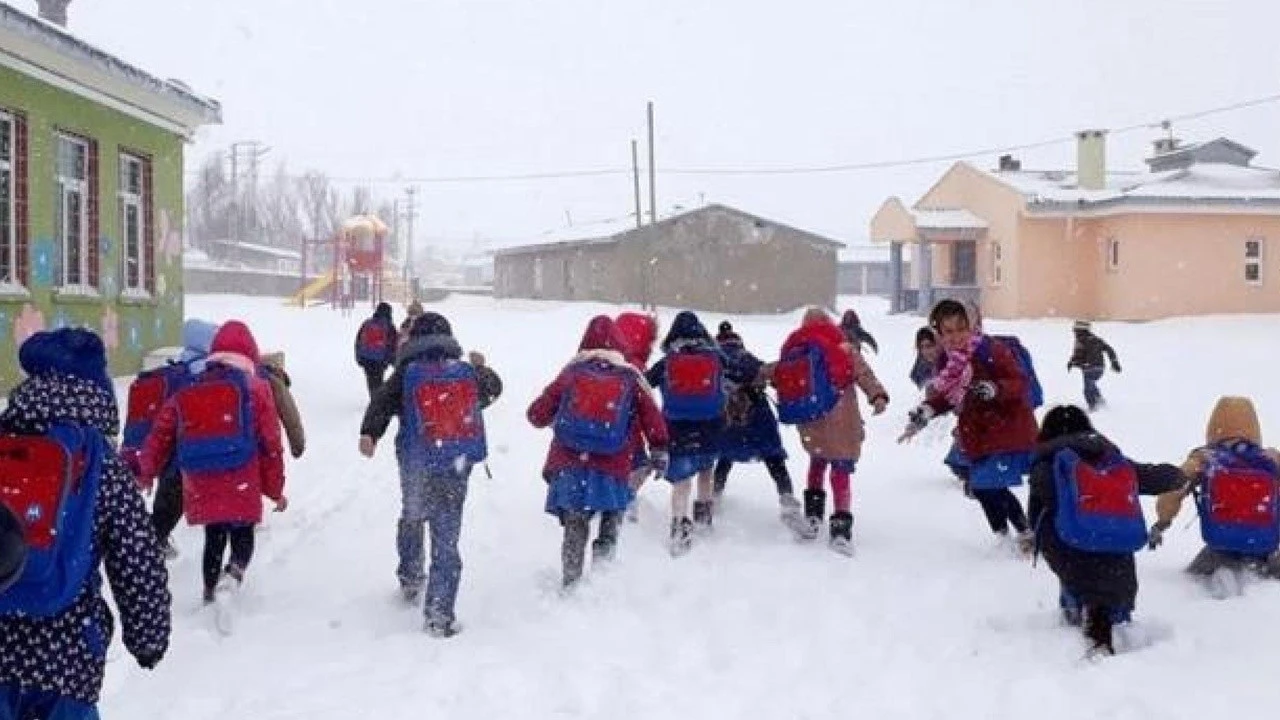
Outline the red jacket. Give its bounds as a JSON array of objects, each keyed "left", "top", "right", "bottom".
[
  {"left": 925, "top": 336, "right": 1037, "bottom": 460},
  {"left": 615, "top": 313, "right": 657, "bottom": 371},
  {"left": 140, "top": 325, "right": 286, "bottom": 525},
  {"left": 528, "top": 350, "right": 669, "bottom": 483},
  {"left": 780, "top": 319, "right": 855, "bottom": 390}
]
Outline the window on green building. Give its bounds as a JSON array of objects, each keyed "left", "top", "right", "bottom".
[
  {"left": 56, "top": 132, "right": 91, "bottom": 288},
  {"left": 0, "top": 112, "right": 13, "bottom": 286},
  {"left": 119, "top": 152, "right": 153, "bottom": 294}
]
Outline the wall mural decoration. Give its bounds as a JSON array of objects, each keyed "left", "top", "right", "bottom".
[
  {"left": 101, "top": 306, "right": 120, "bottom": 351},
  {"left": 32, "top": 240, "right": 54, "bottom": 286},
  {"left": 159, "top": 209, "right": 182, "bottom": 263},
  {"left": 126, "top": 318, "right": 141, "bottom": 350},
  {"left": 13, "top": 304, "right": 45, "bottom": 344}
]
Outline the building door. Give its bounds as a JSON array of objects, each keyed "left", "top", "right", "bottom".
[{"left": 951, "top": 241, "right": 977, "bottom": 286}]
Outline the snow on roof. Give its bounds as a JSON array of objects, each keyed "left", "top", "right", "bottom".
[
  {"left": 0, "top": 1, "right": 221, "bottom": 124},
  {"left": 910, "top": 208, "right": 988, "bottom": 230},
  {"left": 979, "top": 160, "right": 1280, "bottom": 209},
  {"left": 212, "top": 239, "right": 302, "bottom": 261}
]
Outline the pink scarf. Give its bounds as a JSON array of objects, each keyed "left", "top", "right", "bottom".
[{"left": 927, "top": 333, "right": 983, "bottom": 407}]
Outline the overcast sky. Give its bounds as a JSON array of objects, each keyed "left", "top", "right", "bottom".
[{"left": 20, "top": 0, "right": 1280, "bottom": 249}]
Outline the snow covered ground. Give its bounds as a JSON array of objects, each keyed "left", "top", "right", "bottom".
[{"left": 101, "top": 294, "right": 1280, "bottom": 719}]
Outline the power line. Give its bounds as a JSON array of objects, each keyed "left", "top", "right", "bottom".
[{"left": 186, "top": 91, "right": 1280, "bottom": 184}]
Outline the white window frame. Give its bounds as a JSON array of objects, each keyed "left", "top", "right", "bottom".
[
  {"left": 0, "top": 111, "right": 15, "bottom": 288},
  {"left": 1245, "top": 237, "right": 1264, "bottom": 286},
  {"left": 118, "top": 152, "right": 149, "bottom": 296},
  {"left": 1106, "top": 237, "right": 1120, "bottom": 273},
  {"left": 990, "top": 242, "right": 1003, "bottom": 287},
  {"left": 55, "top": 133, "right": 89, "bottom": 289}
]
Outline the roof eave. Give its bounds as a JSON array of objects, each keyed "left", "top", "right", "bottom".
[{"left": 1024, "top": 196, "right": 1280, "bottom": 217}]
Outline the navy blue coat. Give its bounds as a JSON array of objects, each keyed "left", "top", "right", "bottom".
[
  {"left": 646, "top": 312, "right": 725, "bottom": 458},
  {"left": 717, "top": 341, "right": 786, "bottom": 462}
]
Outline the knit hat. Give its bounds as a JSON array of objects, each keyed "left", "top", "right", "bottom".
[
  {"left": 716, "top": 320, "right": 742, "bottom": 346},
  {"left": 210, "top": 320, "right": 261, "bottom": 363},
  {"left": 0, "top": 503, "right": 25, "bottom": 595},
  {"left": 410, "top": 312, "right": 453, "bottom": 338},
  {"left": 801, "top": 306, "right": 832, "bottom": 327},
  {"left": 1073, "top": 320, "right": 1091, "bottom": 332},
  {"left": 374, "top": 302, "right": 393, "bottom": 320},
  {"left": 178, "top": 319, "right": 219, "bottom": 364},
  {"left": 578, "top": 315, "right": 625, "bottom": 352},
  {"left": 1206, "top": 396, "right": 1262, "bottom": 445},
  {"left": 18, "top": 327, "right": 113, "bottom": 395}
]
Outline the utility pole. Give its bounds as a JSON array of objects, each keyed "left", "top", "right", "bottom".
[
  {"left": 228, "top": 140, "right": 269, "bottom": 243},
  {"left": 646, "top": 101, "right": 656, "bottom": 224},
  {"left": 402, "top": 187, "right": 418, "bottom": 283},
  {"left": 631, "top": 139, "right": 642, "bottom": 228}
]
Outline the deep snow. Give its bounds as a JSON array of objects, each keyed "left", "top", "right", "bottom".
[{"left": 99, "top": 293, "right": 1280, "bottom": 719}]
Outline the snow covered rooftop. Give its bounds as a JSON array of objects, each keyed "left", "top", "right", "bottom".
[
  {"left": 211, "top": 239, "right": 302, "bottom": 261},
  {"left": 978, "top": 157, "right": 1280, "bottom": 212},
  {"left": 910, "top": 208, "right": 989, "bottom": 230}
]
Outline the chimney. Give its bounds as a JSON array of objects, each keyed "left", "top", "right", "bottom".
[
  {"left": 36, "top": 0, "right": 71, "bottom": 26},
  {"left": 1075, "top": 129, "right": 1107, "bottom": 191},
  {"left": 1151, "top": 137, "right": 1181, "bottom": 156},
  {"left": 998, "top": 154, "right": 1021, "bottom": 172}
]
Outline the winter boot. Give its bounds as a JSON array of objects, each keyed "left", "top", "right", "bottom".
[
  {"left": 692, "top": 500, "right": 714, "bottom": 534},
  {"left": 799, "top": 489, "right": 826, "bottom": 541},
  {"left": 669, "top": 517, "right": 693, "bottom": 557},
  {"left": 592, "top": 511, "right": 620, "bottom": 564},
  {"left": 1084, "top": 604, "right": 1115, "bottom": 657},
  {"left": 778, "top": 493, "right": 806, "bottom": 534},
  {"left": 400, "top": 581, "right": 424, "bottom": 604},
  {"left": 424, "top": 617, "right": 462, "bottom": 638},
  {"left": 829, "top": 512, "right": 854, "bottom": 556}
]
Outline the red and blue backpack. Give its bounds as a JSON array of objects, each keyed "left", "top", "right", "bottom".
[
  {"left": 1194, "top": 441, "right": 1280, "bottom": 556},
  {"left": 398, "top": 360, "right": 488, "bottom": 472},
  {"left": 0, "top": 423, "right": 105, "bottom": 617},
  {"left": 553, "top": 362, "right": 637, "bottom": 455},
  {"left": 356, "top": 319, "right": 393, "bottom": 365},
  {"left": 172, "top": 364, "right": 257, "bottom": 474},
  {"left": 977, "top": 335, "right": 1044, "bottom": 409},
  {"left": 122, "top": 361, "right": 195, "bottom": 453},
  {"left": 660, "top": 348, "right": 725, "bottom": 422},
  {"left": 1053, "top": 447, "right": 1148, "bottom": 553},
  {"left": 772, "top": 343, "right": 839, "bottom": 425}
]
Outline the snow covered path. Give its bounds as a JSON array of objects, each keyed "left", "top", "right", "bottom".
[{"left": 101, "top": 295, "right": 1280, "bottom": 719}]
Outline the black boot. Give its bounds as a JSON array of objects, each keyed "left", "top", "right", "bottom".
[
  {"left": 1084, "top": 605, "right": 1115, "bottom": 656},
  {"left": 800, "top": 489, "right": 826, "bottom": 541},
  {"left": 829, "top": 511, "right": 854, "bottom": 556},
  {"left": 692, "top": 500, "right": 714, "bottom": 533}
]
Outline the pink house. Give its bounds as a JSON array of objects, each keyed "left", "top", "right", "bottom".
[{"left": 870, "top": 132, "right": 1280, "bottom": 320}]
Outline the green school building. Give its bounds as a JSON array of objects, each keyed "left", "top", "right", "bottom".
[{"left": 0, "top": 1, "right": 220, "bottom": 389}]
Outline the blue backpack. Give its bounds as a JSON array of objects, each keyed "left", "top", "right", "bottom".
[
  {"left": 122, "top": 361, "right": 195, "bottom": 452},
  {"left": 173, "top": 364, "right": 256, "bottom": 474},
  {"left": 356, "top": 319, "right": 393, "bottom": 365},
  {"left": 978, "top": 335, "right": 1044, "bottom": 409},
  {"left": 0, "top": 423, "right": 105, "bottom": 617},
  {"left": 772, "top": 343, "right": 839, "bottom": 425},
  {"left": 398, "top": 360, "right": 488, "bottom": 472},
  {"left": 660, "top": 348, "right": 725, "bottom": 422},
  {"left": 1053, "top": 448, "right": 1147, "bottom": 554},
  {"left": 553, "top": 362, "right": 637, "bottom": 455},
  {"left": 1194, "top": 441, "right": 1280, "bottom": 556}
]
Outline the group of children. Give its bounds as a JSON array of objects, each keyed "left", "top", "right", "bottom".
[{"left": 899, "top": 299, "right": 1278, "bottom": 656}]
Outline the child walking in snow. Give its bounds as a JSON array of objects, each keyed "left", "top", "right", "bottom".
[
  {"left": 776, "top": 308, "right": 888, "bottom": 554},
  {"left": 645, "top": 311, "right": 727, "bottom": 556},
  {"left": 1027, "top": 405, "right": 1184, "bottom": 656},
  {"left": 360, "top": 312, "right": 502, "bottom": 636},
  {"left": 1067, "top": 320, "right": 1121, "bottom": 411},
  {"left": 355, "top": 302, "right": 399, "bottom": 399},
  {"left": 528, "top": 316, "right": 669, "bottom": 588},
  {"left": 900, "top": 300, "right": 1037, "bottom": 552},
  {"left": 139, "top": 321, "right": 288, "bottom": 611},
  {"left": 713, "top": 321, "right": 804, "bottom": 531},
  {"left": 1150, "top": 396, "right": 1280, "bottom": 597},
  {"left": 615, "top": 311, "right": 660, "bottom": 522}
]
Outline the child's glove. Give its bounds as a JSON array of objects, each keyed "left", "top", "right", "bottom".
[
  {"left": 1146, "top": 521, "right": 1170, "bottom": 550},
  {"left": 134, "top": 649, "right": 164, "bottom": 670},
  {"left": 898, "top": 405, "right": 934, "bottom": 443},
  {"left": 969, "top": 381, "right": 998, "bottom": 402},
  {"left": 649, "top": 451, "right": 670, "bottom": 478}
]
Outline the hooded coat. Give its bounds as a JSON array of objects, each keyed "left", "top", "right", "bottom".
[
  {"left": 260, "top": 351, "right": 306, "bottom": 458},
  {"left": 780, "top": 309, "right": 888, "bottom": 462},
  {"left": 529, "top": 316, "right": 669, "bottom": 511},
  {"left": 0, "top": 330, "right": 170, "bottom": 705},
  {"left": 355, "top": 302, "right": 398, "bottom": 367},
  {"left": 1027, "top": 432, "right": 1184, "bottom": 610},
  {"left": 615, "top": 312, "right": 658, "bottom": 371},
  {"left": 715, "top": 328, "right": 786, "bottom": 462},
  {"left": 360, "top": 313, "right": 503, "bottom": 452},
  {"left": 140, "top": 322, "right": 287, "bottom": 525},
  {"left": 924, "top": 333, "right": 1037, "bottom": 460},
  {"left": 644, "top": 311, "right": 725, "bottom": 458}
]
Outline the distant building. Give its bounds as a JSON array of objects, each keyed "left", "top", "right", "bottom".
[
  {"left": 837, "top": 244, "right": 906, "bottom": 296},
  {"left": 871, "top": 133, "right": 1280, "bottom": 320},
  {"left": 493, "top": 204, "right": 843, "bottom": 314},
  {"left": 207, "top": 239, "right": 302, "bottom": 274},
  {"left": 0, "top": 1, "right": 220, "bottom": 388}
]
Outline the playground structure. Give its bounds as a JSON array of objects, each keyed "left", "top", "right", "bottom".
[{"left": 289, "top": 214, "right": 411, "bottom": 308}]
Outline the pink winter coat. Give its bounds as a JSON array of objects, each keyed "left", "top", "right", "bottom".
[{"left": 140, "top": 322, "right": 286, "bottom": 525}]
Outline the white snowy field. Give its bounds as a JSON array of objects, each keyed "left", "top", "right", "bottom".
[{"left": 99, "top": 293, "right": 1280, "bottom": 719}]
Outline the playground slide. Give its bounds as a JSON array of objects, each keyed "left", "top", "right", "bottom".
[{"left": 286, "top": 270, "right": 335, "bottom": 306}]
